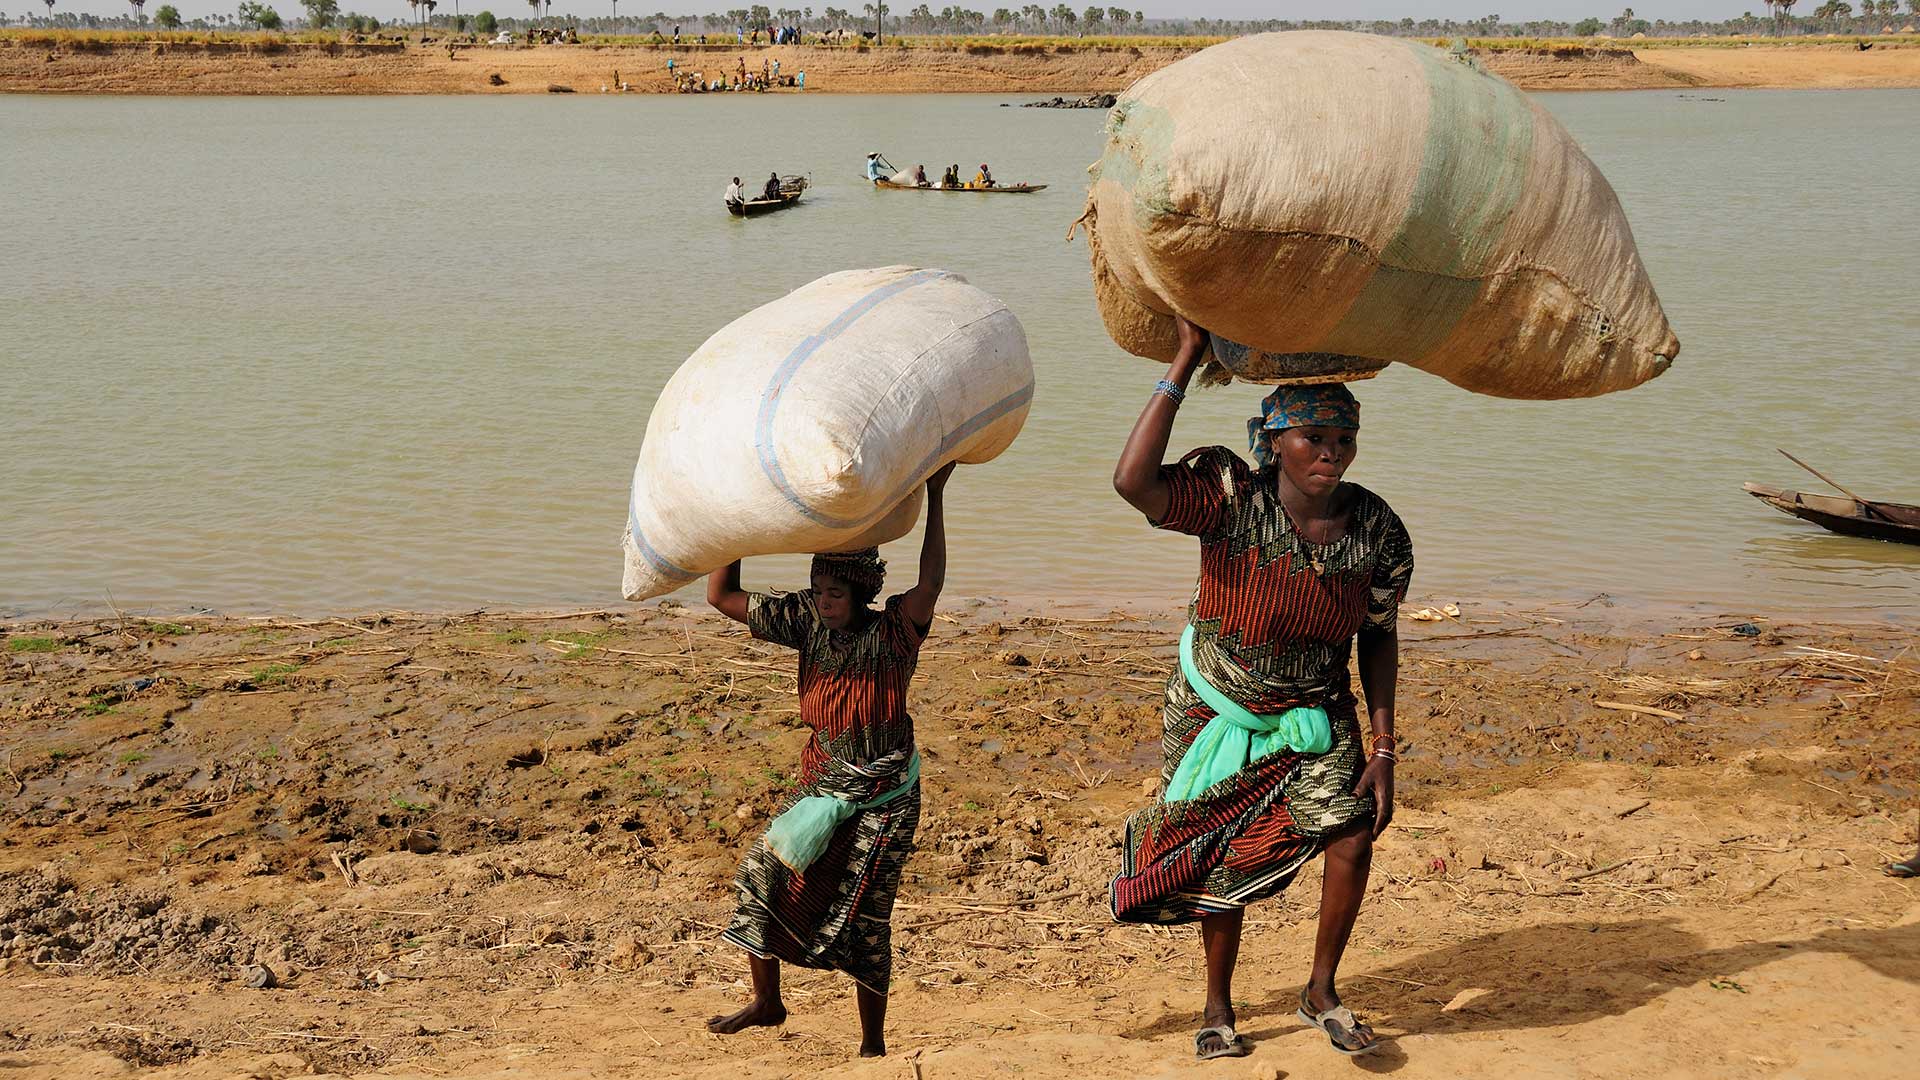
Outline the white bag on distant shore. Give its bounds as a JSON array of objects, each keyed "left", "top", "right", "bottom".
[
  {"left": 622, "top": 266, "right": 1034, "bottom": 601},
  {"left": 1080, "top": 31, "right": 1679, "bottom": 398}
]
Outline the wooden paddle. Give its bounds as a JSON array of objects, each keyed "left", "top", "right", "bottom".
[{"left": 1777, "top": 449, "right": 1894, "bottom": 521}]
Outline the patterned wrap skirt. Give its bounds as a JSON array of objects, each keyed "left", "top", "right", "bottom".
[
  {"left": 1110, "top": 678, "right": 1374, "bottom": 925},
  {"left": 721, "top": 755, "right": 921, "bottom": 993}
]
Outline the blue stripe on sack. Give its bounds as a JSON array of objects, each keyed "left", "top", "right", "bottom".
[
  {"left": 628, "top": 499, "right": 696, "bottom": 582},
  {"left": 753, "top": 269, "right": 956, "bottom": 524},
  {"left": 785, "top": 379, "right": 1036, "bottom": 531},
  {"left": 753, "top": 269, "right": 969, "bottom": 526},
  {"left": 862, "top": 381, "right": 1036, "bottom": 522},
  {"left": 625, "top": 269, "right": 952, "bottom": 579}
]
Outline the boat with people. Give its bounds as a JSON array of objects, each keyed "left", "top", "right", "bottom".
[
  {"left": 871, "top": 177, "right": 1048, "bottom": 194},
  {"left": 726, "top": 174, "right": 809, "bottom": 217},
  {"left": 862, "top": 152, "right": 1046, "bottom": 194}
]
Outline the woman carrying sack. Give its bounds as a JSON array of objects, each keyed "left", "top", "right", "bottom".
[
  {"left": 1110, "top": 316, "right": 1412, "bottom": 1061},
  {"left": 703, "top": 463, "right": 956, "bottom": 1058}
]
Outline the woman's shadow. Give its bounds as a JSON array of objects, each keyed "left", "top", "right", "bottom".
[{"left": 1121, "top": 918, "right": 1920, "bottom": 1072}]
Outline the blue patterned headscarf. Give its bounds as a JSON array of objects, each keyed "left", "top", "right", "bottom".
[
  {"left": 812, "top": 547, "right": 887, "bottom": 597},
  {"left": 1248, "top": 384, "right": 1361, "bottom": 467}
]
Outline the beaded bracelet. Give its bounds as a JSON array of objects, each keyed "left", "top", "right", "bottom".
[
  {"left": 1371, "top": 734, "right": 1398, "bottom": 749},
  {"left": 1152, "top": 379, "right": 1186, "bottom": 405}
]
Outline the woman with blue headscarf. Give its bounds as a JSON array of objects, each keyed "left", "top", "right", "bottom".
[{"left": 1112, "top": 317, "right": 1413, "bottom": 1061}]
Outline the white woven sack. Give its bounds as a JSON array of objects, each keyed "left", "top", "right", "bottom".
[
  {"left": 1081, "top": 30, "right": 1679, "bottom": 398},
  {"left": 622, "top": 266, "right": 1034, "bottom": 601}
]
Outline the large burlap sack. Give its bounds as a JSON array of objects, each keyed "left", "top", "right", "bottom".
[
  {"left": 621, "top": 266, "right": 1034, "bottom": 601},
  {"left": 1080, "top": 31, "right": 1679, "bottom": 398}
]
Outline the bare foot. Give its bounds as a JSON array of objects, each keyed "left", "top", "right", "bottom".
[
  {"left": 706, "top": 999, "right": 787, "bottom": 1034},
  {"left": 858, "top": 1038, "right": 886, "bottom": 1058}
]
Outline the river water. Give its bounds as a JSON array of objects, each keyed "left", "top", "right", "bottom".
[{"left": 2, "top": 90, "right": 1915, "bottom": 620}]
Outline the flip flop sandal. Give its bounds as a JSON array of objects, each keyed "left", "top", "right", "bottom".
[
  {"left": 1888, "top": 857, "right": 1920, "bottom": 878},
  {"left": 1297, "top": 987, "right": 1380, "bottom": 1057},
  {"left": 1193, "top": 1025, "right": 1252, "bottom": 1060}
]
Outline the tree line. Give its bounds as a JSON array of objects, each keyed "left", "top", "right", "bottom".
[{"left": 7, "top": 2, "right": 1919, "bottom": 36}]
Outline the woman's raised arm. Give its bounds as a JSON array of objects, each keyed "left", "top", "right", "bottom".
[
  {"left": 706, "top": 560, "right": 751, "bottom": 625},
  {"left": 1113, "top": 316, "right": 1208, "bottom": 522},
  {"left": 897, "top": 463, "right": 956, "bottom": 630}
]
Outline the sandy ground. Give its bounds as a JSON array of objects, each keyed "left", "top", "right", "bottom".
[
  {"left": 1636, "top": 42, "right": 1920, "bottom": 89},
  {"left": 1, "top": 601, "right": 1916, "bottom": 1078},
  {"left": 3, "top": 40, "right": 1919, "bottom": 95}
]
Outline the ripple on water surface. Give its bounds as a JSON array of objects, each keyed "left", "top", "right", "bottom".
[{"left": 1, "top": 91, "right": 1916, "bottom": 619}]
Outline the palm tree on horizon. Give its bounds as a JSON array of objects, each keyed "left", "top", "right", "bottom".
[{"left": 1765, "top": 0, "right": 1802, "bottom": 34}]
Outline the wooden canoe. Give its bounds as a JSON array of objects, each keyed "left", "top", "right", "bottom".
[
  {"left": 1744, "top": 483, "right": 1920, "bottom": 545},
  {"left": 871, "top": 178, "right": 1048, "bottom": 194},
  {"left": 726, "top": 190, "right": 803, "bottom": 216}
]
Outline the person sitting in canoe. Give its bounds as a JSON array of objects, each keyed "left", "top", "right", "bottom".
[
  {"left": 942, "top": 164, "right": 960, "bottom": 188},
  {"left": 973, "top": 163, "right": 996, "bottom": 189},
  {"left": 913, "top": 165, "right": 929, "bottom": 187},
  {"left": 764, "top": 172, "right": 783, "bottom": 200},
  {"left": 725, "top": 176, "right": 743, "bottom": 206}
]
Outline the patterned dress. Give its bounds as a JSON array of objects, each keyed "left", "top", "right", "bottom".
[
  {"left": 720, "top": 590, "right": 926, "bottom": 993},
  {"left": 1111, "top": 446, "right": 1414, "bottom": 925}
]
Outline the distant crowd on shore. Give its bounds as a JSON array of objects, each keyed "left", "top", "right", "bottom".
[
  {"left": 669, "top": 54, "right": 805, "bottom": 93},
  {"left": 644, "top": 22, "right": 876, "bottom": 47}
]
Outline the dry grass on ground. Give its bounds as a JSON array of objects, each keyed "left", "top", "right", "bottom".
[{"left": 1, "top": 602, "right": 1916, "bottom": 1078}]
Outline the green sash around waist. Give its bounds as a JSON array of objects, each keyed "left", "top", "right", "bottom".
[
  {"left": 1162, "top": 625, "right": 1332, "bottom": 804},
  {"left": 765, "top": 753, "right": 920, "bottom": 873}
]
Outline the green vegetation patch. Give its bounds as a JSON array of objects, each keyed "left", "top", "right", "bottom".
[
  {"left": 144, "top": 622, "right": 194, "bottom": 636},
  {"left": 548, "top": 629, "right": 615, "bottom": 659},
  {"left": 7, "top": 636, "right": 59, "bottom": 653},
  {"left": 251, "top": 661, "right": 302, "bottom": 686}
]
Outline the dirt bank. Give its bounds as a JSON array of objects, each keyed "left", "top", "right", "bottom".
[
  {"left": 1, "top": 602, "right": 1915, "bottom": 1078},
  {"left": 4, "top": 39, "right": 1919, "bottom": 95},
  {"left": 1635, "top": 41, "right": 1920, "bottom": 89}
]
